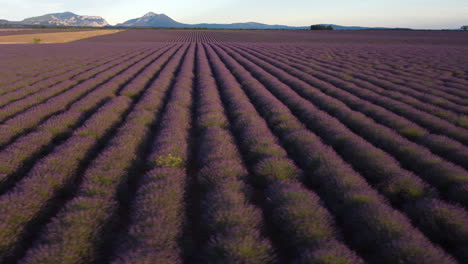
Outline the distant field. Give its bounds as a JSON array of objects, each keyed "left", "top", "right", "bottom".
[
  {"left": 0, "top": 29, "right": 122, "bottom": 43},
  {"left": 0, "top": 30, "right": 467, "bottom": 264},
  {"left": 0, "top": 28, "right": 98, "bottom": 36},
  {"left": 0, "top": 29, "right": 34, "bottom": 34},
  {"left": 77, "top": 29, "right": 468, "bottom": 45}
]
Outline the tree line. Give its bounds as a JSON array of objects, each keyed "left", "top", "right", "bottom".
[{"left": 310, "top": 24, "right": 334, "bottom": 30}]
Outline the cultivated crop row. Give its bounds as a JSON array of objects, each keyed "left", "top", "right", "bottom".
[
  {"left": 0, "top": 44, "right": 146, "bottom": 91},
  {"left": 212, "top": 44, "right": 467, "bottom": 260},
  {"left": 205, "top": 44, "right": 364, "bottom": 263},
  {"left": 112, "top": 43, "right": 195, "bottom": 264},
  {"left": 0, "top": 47, "right": 152, "bottom": 122},
  {"left": 0, "top": 45, "right": 169, "bottom": 148},
  {"left": 280, "top": 45, "right": 468, "bottom": 113},
  {"left": 172, "top": 31, "right": 219, "bottom": 43},
  {"left": 0, "top": 35, "right": 466, "bottom": 264},
  {"left": 240, "top": 44, "right": 468, "bottom": 168},
  {"left": 209, "top": 44, "right": 462, "bottom": 263},
  {"left": 0, "top": 44, "right": 178, "bottom": 195},
  {"left": 224, "top": 44, "right": 468, "bottom": 204}
]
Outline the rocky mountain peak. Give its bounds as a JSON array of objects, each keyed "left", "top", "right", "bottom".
[
  {"left": 21, "top": 12, "right": 109, "bottom": 27},
  {"left": 143, "top": 12, "right": 157, "bottom": 17}
]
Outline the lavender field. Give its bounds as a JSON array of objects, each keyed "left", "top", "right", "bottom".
[{"left": 0, "top": 29, "right": 467, "bottom": 264}]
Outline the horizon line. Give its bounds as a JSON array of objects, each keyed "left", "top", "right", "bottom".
[{"left": 2, "top": 10, "right": 465, "bottom": 30}]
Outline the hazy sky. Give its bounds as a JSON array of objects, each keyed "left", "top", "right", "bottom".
[{"left": 0, "top": 0, "right": 466, "bottom": 29}]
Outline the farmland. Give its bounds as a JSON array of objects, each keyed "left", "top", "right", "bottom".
[
  {"left": 0, "top": 29, "right": 122, "bottom": 44},
  {"left": 0, "top": 29, "right": 467, "bottom": 264}
]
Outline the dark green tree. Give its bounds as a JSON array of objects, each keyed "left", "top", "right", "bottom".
[{"left": 310, "top": 24, "right": 334, "bottom": 30}]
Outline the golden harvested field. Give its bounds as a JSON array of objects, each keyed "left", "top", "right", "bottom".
[{"left": 0, "top": 29, "right": 123, "bottom": 44}]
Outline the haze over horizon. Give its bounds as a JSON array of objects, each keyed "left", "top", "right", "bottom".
[{"left": 0, "top": 0, "right": 466, "bottom": 29}]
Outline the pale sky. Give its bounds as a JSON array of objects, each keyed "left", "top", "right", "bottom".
[{"left": 0, "top": 0, "right": 466, "bottom": 29}]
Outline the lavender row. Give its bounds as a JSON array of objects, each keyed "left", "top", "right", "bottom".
[
  {"left": 146, "top": 43, "right": 194, "bottom": 169},
  {"left": 0, "top": 57, "right": 86, "bottom": 95},
  {"left": 349, "top": 61, "right": 468, "bottom": 108},
  {"left": 307, "top": 48, "right": 468, "bottom": 107},
  {"left": 0, "top": 47, "right": 145, "bottom": 108},
  {"left": 295, "top": 45, "right": 468, "bottom": 103},
  {"left": 205, "top": 44, "right": 364, "bottom": 264},
  {"left": 0, "top": 44, "right": 178, "bottom": 194},
  {"left": 112, "top": 168, "right": 186, "bottom": 264},
  {"left": 0, "top": 51, "right": 82, "bottom": 91},
  {"left": 118, "top": 45, "right": 176, "bottom": 98},
  {"left": 263, "top": 45, "right": 468, "bottom": 128},
  {"left": 0, "top": 48, "right": 150, "bottom": 123},
  {"left": 235, "top": 44, "right": 468, "bottom": 167},
  {"left": 266, "top": 182, "right": 367, "bottom": 264},
  {"left": 0, "top": 44, "right": 144, "bottom": 94},
  {"left": 221, "top": 45, "right": 468, "bottom": 260},
  {"left": 0, "top": 45, "right": 159, "bottom": 151},
  {"left": 211, "top": 44, "right": 456, "bottom": 263},
  {"left": 191, "top": 44, "right": 273, "bottom": 263},
  {"left": 297, "top": 51, "right": 468, "bottom": 130},
  {"left": 0, "top": 53, "right": 101, "bottom": 105},
  {"left": 113, "top": 43, "right": 196, "bottom": 264},
  {"left": 303, "top": 48, "right": 468, "bottom": 105},
  {"left": 238, "top": 44, "right": 468, "bottom": 170},
  {"left": 228, "top": 44, "right": 468, "bottom": 206},
  {"left": 309, "top": 53, "right": 468, "bottom": 118},
  {"left": 19, "top": 44, "right": 190, "bottom": 264},
  {"left": 0, "top": 46, "right": 162, "bottom": 148},
  {"left": 172, "top": 31, "right": 219, "bottom": 43},
  {"left": 0, "top": 46, "right": 155, "bottom": 140},
  {"left": 0, "top": 96, "right": 132, "bottom": 262}
]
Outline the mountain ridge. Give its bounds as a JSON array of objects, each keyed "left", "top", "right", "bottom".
[
  {"left": 0, "top": 11, "right": 443, "bottom": 30},
  {"left": 117, "top": 12, "right": 309, "bottom": 29},
  {"left": 116, "top": 12, "right": 185, "bottom": 28},
  {"left": 1, "top": 12, "right": 109, "bottom": 27}
]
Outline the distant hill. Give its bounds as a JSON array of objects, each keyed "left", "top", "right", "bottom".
[
  {"left": 1, "top": 11, "right": 456, "bottom": 30},
  {"left": 117, "top": 12, "right": 185, "bottom": 28},
  {"left": 116, "top": 13, "right": 417, "bottom": 30},
  {"left": 319, "top": 24, "right": 412, "bottom": 30},
  {"left": 1, "top": 12, "right": 109, "bottom": 27},
  {"left": 192, "top": 22, "right": 307, "bottom": 30},
  {"left": 117, "top": 12, "right": 308, "bottom": 29}
]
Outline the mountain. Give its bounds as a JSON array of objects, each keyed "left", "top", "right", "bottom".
[
  {"left": 117, "top": 12, "right": 186, "bottom": 28},
  {"left": 16, "top": 12, "right": 108, "bottom": 27},
  {"left": 116, "top": 12, "right": 414, "bottom": 30},
  {"left": 117, "top": 12, "right": 308, "bottom": 29},
  {"left": 1, "top": 12, "right": 422, "bottom": 30}
]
